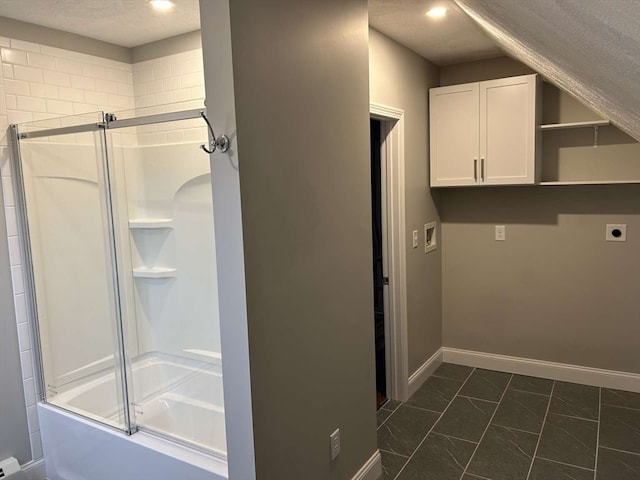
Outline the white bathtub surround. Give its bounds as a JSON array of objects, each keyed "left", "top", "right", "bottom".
[
  {"left": 39, "top": 340, "right": 226, "bottom": 480},
  {"left": 39, "top": 403, "right": 226, "bottom": 480},
  {"left": 0, "top": 31, "right": 212, "bottom": 470},
  {"left": 15, "top": 120, "right": 222, "bottom": 448},
  {"left": 49, "top": 353, "right": 226, "bottom": 458},
  {"left": 1, "top": 37, "right": 135, "bottom": 466},
  {"left": 117, "top": 141, "right": 220, "bottom": 359}
]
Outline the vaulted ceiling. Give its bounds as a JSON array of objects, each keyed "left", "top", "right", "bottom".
[
  {"left": 455, "top": 0, "right": 640, "bottom": 142},
  {"left": 2, "top": 0, "right": 637, "bottom": 141}
]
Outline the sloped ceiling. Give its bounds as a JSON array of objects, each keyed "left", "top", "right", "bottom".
[{"left": 454, "top": 0, "right": 640, "bottom": 142}]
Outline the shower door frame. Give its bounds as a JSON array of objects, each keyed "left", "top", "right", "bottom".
[
  {"left": 10, "top": 116, "right": 139, "bottom": 435},
  {"left": 10, "top": 107, "right": 212, "bottom": 440}
]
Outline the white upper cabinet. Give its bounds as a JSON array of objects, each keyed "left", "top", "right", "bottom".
[
  {"left": 430, "top": 74, "right": 540, "bottom": 187},
  {"left": 429, "top": 82, "right": 480, "bottom": 186}
]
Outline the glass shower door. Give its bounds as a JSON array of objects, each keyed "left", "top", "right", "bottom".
[
  {"left": 12, "top": 113, "right": 132, "bottom": 432},
  {"left": 12, "top": 106, "right": 227, "bottom": 454},
  {"left": 106, "top": 105, "right": 226, "bottom": 457}
]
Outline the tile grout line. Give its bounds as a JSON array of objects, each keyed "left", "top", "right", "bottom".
[
  {"left": 598, "top": 445, "right": 640, "bottom": 457},
  {"left": 524, "top": 380, "right": 556, "bottom": 480},
  {"left": 460, "top": 373, "right": 515, "bottom": 480},
  {"left": 600, "top": 402, "right": 640, "bottom": 412},
  {"left": 376, "top": 414, "right": 390, "bottom": 431},
  {"left": 377, "top": 401, "right": 404, "bottom": 430},
  {"left": 593, "top": 387, "right": 601, "bottom": 480},
  {"left": 391, "top": 368, "right": 477, "bottom": 480}
]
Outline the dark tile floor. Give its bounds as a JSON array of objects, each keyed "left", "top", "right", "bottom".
[{"left": 377, "top": 363, "right": 640, "bottom": 480}]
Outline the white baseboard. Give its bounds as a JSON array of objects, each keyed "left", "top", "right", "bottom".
[
  {"left": 442, "top": 347, "right": 640, "bottom": 393},
  {"left": 22, "top": 459, "right": 46, "bottom": 480},
  {"left": 408, "top": 348, "right": 443, "bottom": 398},
  {"left": 351, "top": 450, "right": 381, "bottom": 480}
]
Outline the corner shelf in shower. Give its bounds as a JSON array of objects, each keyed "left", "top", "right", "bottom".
[
  {"left": 133, "top": 267, "right": 177, "bottom": 279},
  {"left": 129, "top": 218, "right": 174, "bottom": 229}
]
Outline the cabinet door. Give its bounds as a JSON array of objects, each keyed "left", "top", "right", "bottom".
[
  {"left": 430, "top": 83, "right": 479, "bottom": 186},
  {"left": 480, "top": 75, "right": 538, "bottom": 185}
]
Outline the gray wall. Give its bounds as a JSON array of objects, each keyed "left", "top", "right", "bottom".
[
  {"left": 440, "top": 57, "right": 640, "bottom": 374},
  {"left": 0, "top": 180, "right": 31, "bottom": 464},
  {"left": 228, "top": 1, "right": 376, "bottom": 478},
  {"left": 369, "top": 29, "right": 442, "bottom": 376},
  {"left": 440, "top": 56, "right": 534, "bottom": 86}
]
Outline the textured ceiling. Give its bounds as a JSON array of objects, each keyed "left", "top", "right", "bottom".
[
  {"left": 0, "top": 0, "right": 200, "bottom": 47},
  {"left": 2, "top": 0, "right": 501, "bottom": 63},
  {"left": 369, "top": 0, "right": 503, "bottom": 66},
  {"left": 455, "top": 0, "right": 640, "bottom": 142}
]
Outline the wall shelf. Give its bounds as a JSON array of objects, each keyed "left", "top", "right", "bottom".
[
  {"left": 540, "top": 119, "right": 611, "bottom": 148},
  {"left": 132, "top": 267, "right": 177, "bottom": 278},
  {"left": 539, "top": 120, "right": 610, "bottom": 130},
  {"left": 129, "top": 218, "right": 174, "bottom": 229}
]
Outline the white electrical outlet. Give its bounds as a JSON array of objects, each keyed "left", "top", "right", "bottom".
[
  {"left": 412, "top": 230, "right": 419, "bottom": 249},
  {"left": 495, "top": 225, "right": 506, "bottom": 241},
  {"left": 330, "top": 428, "right": 341, "bottom": 460},
  {"left": 606, "top": 224, "right": 627, "bottom": 242}
]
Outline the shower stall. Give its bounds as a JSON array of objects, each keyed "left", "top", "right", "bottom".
[{"left": 10, "top": 104, "right": 227, "bottom": 477}]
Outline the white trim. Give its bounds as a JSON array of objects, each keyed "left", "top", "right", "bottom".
[
  {"left": 200, "top": 2, "right": 256, "bottom": 479},
  {"left": 21, "top": 459, "right": 46, "bottom": 480},
  {"left": 370, "top": 103, "right": 408, "bottom": 401},
  {"left": 351, "top": 450, "right": 381, "bottom": 480},
  {"left": 442, "top": 348, "right": 640, "bottom": 393},
  {"left": 408, "top": 348, "right": 443, "bottom": 397},
  {"left": 370, "top": 103, "right": 404, "bottom": 121}
]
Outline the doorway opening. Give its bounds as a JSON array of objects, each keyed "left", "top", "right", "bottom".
[
  {"left": 370, "top": 118, "right": 387, "bottom": 409},
  {"left": 370, "top": 103, "right": 409, "bottom": 404}
]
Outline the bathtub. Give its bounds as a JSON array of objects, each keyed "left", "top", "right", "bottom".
[{"left": 39, "top": 354, "right": 228, "bottom": 480}]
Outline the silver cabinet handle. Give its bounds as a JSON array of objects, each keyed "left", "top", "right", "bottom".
[
  {"left": 474, "top": 159, "right": 478, "bottom": 182},
  {"left": 481, "top": 158, "right": 485, "bottom": 182}
]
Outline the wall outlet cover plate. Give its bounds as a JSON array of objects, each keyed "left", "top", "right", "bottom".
[{"left": 606, "top": 224, "right": 627, "bottom": 242}]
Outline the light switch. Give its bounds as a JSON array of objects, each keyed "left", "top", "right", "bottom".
[
  {"left": 412, "top": 230, "right": 418, "bottom": 248},
  {"left": 495, "top": 225, "right": 506, "bottom": 241}
]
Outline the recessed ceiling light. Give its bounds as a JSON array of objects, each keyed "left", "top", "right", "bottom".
[
  {"left": 149, "top": 0, "right": 175, "bottom": 11},
  {"left": 426, "top": 7, "right": 447, "bottom": 18}
]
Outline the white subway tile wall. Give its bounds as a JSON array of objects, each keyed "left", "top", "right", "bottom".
[
  {"left": 132, "top": 49, "right": 206, "bottom": 145},
  {"left": 0, "top": 36, "right": 205, "bottom": 464}
]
